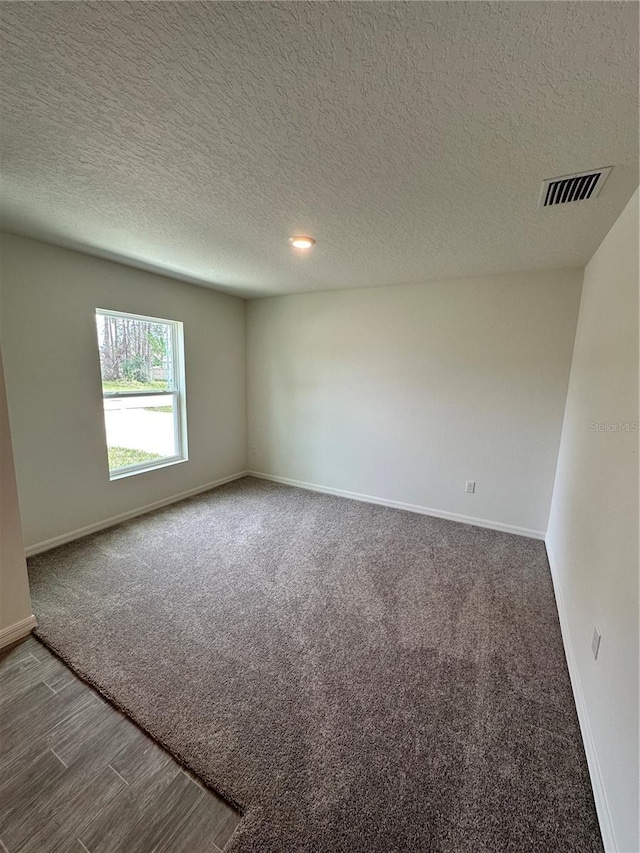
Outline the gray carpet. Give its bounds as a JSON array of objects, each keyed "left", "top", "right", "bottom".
[{"left": 28, "top": 477, "right": 602, "bottom": 853}]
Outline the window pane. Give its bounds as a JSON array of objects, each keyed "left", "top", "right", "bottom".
[
  {"left": 103, "top": 394, "right": 178, "bottom": 472},
  {"left": 96, "top": 313, "right": 174, "bottom": 392}
]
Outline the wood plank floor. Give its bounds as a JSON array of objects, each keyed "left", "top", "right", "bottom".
[{"left": 0, "top": 635, "right": 241, "bottom": 853}]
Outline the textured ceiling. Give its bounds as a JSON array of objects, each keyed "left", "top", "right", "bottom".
[{"left": 1, "top": 1, "right": 638, "bottom": 298}]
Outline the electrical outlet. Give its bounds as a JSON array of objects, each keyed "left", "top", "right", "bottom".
[
  {"left": 591, "top": 626, "right": 601, "bottom": 660},
  {"left": 251, "top": 445, "right": 257, "bottom": 456},
  {"left": 465, "top": 480, "right": 476, "bottom": 494}
]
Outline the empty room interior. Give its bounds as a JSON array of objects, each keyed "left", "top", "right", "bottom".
[{"left": 0, "top": 3, "right": 638, "bottom": 853}]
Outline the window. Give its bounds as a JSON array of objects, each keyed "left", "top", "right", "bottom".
[{"left": 95, "top": 309, "right": 187, "bottom": 479}]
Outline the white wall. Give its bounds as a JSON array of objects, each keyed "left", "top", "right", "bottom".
[
  {"left": 0, "top": 233, "right": 247, "bottom": 550},
  {"left": 546, "top": 190, "right": 639, "bottom": 852},
  {"left": 247, "top": 269, "right": 582, "bottom": 536},
  {"left": 0, "top": 344, "right": 34, "bottom": 644}
]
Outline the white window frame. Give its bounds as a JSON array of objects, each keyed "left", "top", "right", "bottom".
[{"left": 96, "top": 308, "right": 188, "bottom": 480}]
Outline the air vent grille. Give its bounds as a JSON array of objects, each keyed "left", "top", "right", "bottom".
[{"left": 538, "top": 167, "right": 612, "bottom": 209}]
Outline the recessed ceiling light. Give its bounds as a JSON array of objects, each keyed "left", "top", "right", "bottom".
[{"left": 289, "top": 235, "right": 316, "bottom": 250}]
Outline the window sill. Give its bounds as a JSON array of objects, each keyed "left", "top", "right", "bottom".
[{"left": 109, "top": 455, "right": 188, "bottom": 481}]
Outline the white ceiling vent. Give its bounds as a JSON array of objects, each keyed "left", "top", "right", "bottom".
[{"left": 538, "top": 167, "right": 612, "bottom": 209}]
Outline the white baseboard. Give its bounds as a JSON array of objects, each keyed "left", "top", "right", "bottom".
[
  {"left": 545, "top": 539, "right": 617, "bottom": 852},
  {"left": 25, "top": 471, "right": 248, "bottom": 557},
  {"left": 247, "top": 471, "right": 545, "bottom": 539},
  {"left": 0, "top": 614, "right": 37, "bottom": 650}
]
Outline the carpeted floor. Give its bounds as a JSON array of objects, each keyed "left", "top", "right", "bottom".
[{"left": 28, "top": 477, "right": 602, "bottom": 853}]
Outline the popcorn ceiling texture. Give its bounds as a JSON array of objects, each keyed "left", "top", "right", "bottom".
[
  {"left": 1, "top": 1, "right": 638, "bottom": 297},
  {"left": 28, "top": 478, "right": 603, "bottom": 853}
]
